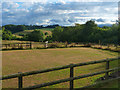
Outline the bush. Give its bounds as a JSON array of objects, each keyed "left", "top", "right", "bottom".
[
  {"left": 19, "top": 33, "right": 25, "bottom": 36},
  {"left": 83, "top": 43, "right": 92, "bottom": 47},
  {"left": 26, "top": 30, "right": 44, "bottom": 42},
  {"left": 11, "top": 35, "right": 19, "bottom": 40},
  {"left": 19, "top": 44, "right": 24, "bottom": 49},
  {"left": 69, "top": 43, "right": 76, "bottom": 47},
  {"left": 103, "top": 48, "right": 110, "bottom": 50},
  {"left": 45, "top": 32, "right": 48, "bottom": 35},
  {"left": 35, "top": 47, "right": 47, "bottom": 49},
  {"left": 96, "top": 47, "right": 102, "bottom": 49},
  {"left": 48, "top": 42, "right": 63, "bottom": 48}
]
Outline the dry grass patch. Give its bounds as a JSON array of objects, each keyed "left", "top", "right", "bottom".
[{"left": 2, "top": 47, "right": 118, "bottom": 88}]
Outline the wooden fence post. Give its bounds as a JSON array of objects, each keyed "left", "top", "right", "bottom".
[
  {"left": 30, "top": 41, "right": 32, "bottom": 49},
  {"left": 105, "top": 61, "right": 109, "bottom": 79},
  {"left": 18, "top": 72, "right": 23, "bottom": 89},
  {"left": 5, "top": 44, "right": 7, "bottom": 49},
  {"left": 18, "top": 44, "right": 19, "bottom": 48},
  {"left": 70, "top": 64, "right": 74, "bottom": 90}
]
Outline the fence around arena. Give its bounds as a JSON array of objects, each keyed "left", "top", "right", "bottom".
[
  {"left": 2, "top": 42, "right": 32, "bottom": 49},
  {"left": 1, "top": 57, "right": 120, "bottom": 89},
  {"left": 1, "top": 42, "right": 120, "bottom": 52}
]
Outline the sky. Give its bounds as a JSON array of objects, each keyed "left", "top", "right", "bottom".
[{"left": 1, "top": 0, "right": 120, "bottom": 26}]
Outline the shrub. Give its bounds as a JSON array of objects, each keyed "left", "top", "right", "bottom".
[
  {"left": 69, "top": 43, "right": 76, "bottom": 47},
  {"left": 19, "top": 44, "right": 24, "bottom": 49},
  {"left": 45, "top": 32, "right": 48, "bottom": 35},
  {"left": 19, "top": 33, "right": 25, "bottom": 36},
  {"left": 103, "top": 48, "right": 110, "bottom": 50},
  {"left": 96, "top": 47, "right": 102, "bottom": 49},
  {"left": 26, "top": 30, "right": 44, "bottom": 42},
  {"left": 48, "top": 42, "right": 62, "bottom": 48},
  {"left": 83, "top": 43, "right": 92, "bottom": 47},
  {"left": 64, "top": 42, "right": 68, "bottom": 48},
  {"left": 35, "top": 47, "right": 47, "bottom": 49}
]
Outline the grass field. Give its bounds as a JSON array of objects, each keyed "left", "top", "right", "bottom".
[
  {"left": 14, "top": 29, "right": 52, "bottom": 38},
  {"left": 40, "top": 28, "right": 54, "bottom": 31},
  {"left": 100, "top": 79, "right": 119, "bottom": 88},
  {"left": 2, "top": 47, "right": 118, "bottom": 88},
  {"left": 90, "top": 78, "right": 119, "bottom": 88}
]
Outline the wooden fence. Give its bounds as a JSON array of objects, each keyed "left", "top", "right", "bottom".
[
  {"left": 2, "top": 42, "right": 32, "bottom": 49},
  {"left": 0, "top": 57, "right": 120, "bottom": 89},
  {"left": 1, "top": 42, "right": 120, "bottom": 52}
]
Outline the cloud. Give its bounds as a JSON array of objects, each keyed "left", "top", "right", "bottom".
[
  {"left": 2, "top": 2, "right": 19, "bottom": 9},
  {"left": 92, "top": 18, "right": 105, "bottom": 22},
  {"left": 2, "top": 2, "right": 118, "bottom": 26},
  {"left": 2, "top": 0, "right": 119, "bottom": 2},
  {"left": 2, "top": 0, "right": 48, "bottom": 3}
]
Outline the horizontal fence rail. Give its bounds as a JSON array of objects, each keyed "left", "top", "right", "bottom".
[
  {"left": 25, "top": 67, "right": 120, "bottom": 89},
  {"left": 1, "top": 57, "right": 120, "bottom": 80},
  {"left": 2, "top": 43, "right": 31, "bottom": 45},
  {"left": 1, "top": 42, "right": 32, "bottom": 49},
  {"left": 1, "top": 57, "right": 120, "bottom": 89}
]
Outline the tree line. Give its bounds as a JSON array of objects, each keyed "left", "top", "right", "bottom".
[
  {"left": 52, "top": 20, "right": 119, "bottom": 45},
  {"left": 2, "top": 20, "right": 120, "bottom": 45},
  {"left": 2, "top": 24, "right": 59, "bottom": 33}
]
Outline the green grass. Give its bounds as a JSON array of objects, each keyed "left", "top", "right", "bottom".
[
  {"left": 89, "top": 78, "right": 119, "bottom": 88},
  {"left": 14, "top": 29, "right": 52, "bottom": 38},
  {"left": 2, "top": 47, "right": 118, "bottom": 88},
  {"left": 0, "top": 30, "right": 2, "bottom": 40},
  {"left": 102, "top": 79, "right": 119, "bottom": 88},
  {"left": 83, "top": 59, "right": 119, "bottom": 88},
  {"left": 40, "top": 28, "right": 54, "bottom": 31}
]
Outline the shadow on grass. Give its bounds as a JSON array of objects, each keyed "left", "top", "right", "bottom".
[{"left": 1, "top": 48, "right": 32, "bottom": 51}]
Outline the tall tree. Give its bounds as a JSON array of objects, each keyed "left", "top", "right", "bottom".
[
  {"left": 2, "top": 27, "right": 13, "bottom": 40},
  {"left": 26, "top": 30, "right": 44, "bottom": 42},
  {"left": 52, "top": 26, "right": 63, "bottom": 41}
]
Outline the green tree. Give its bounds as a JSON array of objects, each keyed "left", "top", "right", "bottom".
[
  {"left": 45, "top": 36, "right": 52, "bottom": 42},
  {"left": 81, "top": 20, "right": 97, "bottom": 42},
  {"left": 45, "top": 32, "right": 48, "bottom": 35},
  {"left": 4, "top": 24, "right": 26, "bottom": 33},
  {"left": 16, "top": 25, "right": 26, "bottom": 32},
  {"left": 26, "top": 30, "right": 44, "bottom": 42},
  {"left": 2, "top": 27, "right": 13, "bottom": 40},
  {"left": 52, "top": 26, "right": 63, "bottom": 41}
]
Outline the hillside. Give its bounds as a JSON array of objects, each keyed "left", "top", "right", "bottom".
[{"left": 14, "top": 29, "right": 52, "bottom": 38}]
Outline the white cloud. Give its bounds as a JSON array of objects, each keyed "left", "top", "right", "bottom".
[
  {"left": 2, "top": 0, "right": 48, "bottom": 3},
  {"left": 2, "top": 2, "right": 118, "bottom": 26},
  {"left": 105, "top": 7, "right": 118, "bottom": 12},
  {"left": 2, "top": 9, "right": 9, "bottom": 12},
  {"left": 2, "top": 0, "right": 119, "bottom": 2},
  {"left": 2, "top": 2, "right": 19, "bottom": 9},
  {"left": 56, "top": 10, "right": 89, "bottom": 14},
  {"left": 75, "top": 16, "right": 117, "bottom": 20},
  {"left": 58, "top": 0, "right": 66, "bottom": 4},
  {"left": 34, "top": 6, "right": 43, "bottom": 12}
]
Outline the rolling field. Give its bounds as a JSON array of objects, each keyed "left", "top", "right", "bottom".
[
  {"left": 2, "top": 47, "right": 118, "bottom": 88},
  {"left": 14, "top": 29, "right": 52, "bottom": 38}
]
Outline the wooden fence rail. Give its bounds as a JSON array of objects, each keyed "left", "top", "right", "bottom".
[
  {"left": 1, "top": 57, "right": 120, "bottom": 89},
  {"left": 1, "top": 42, "right": 32, "bottom": 49},
  {"left": 25, "top": 67, "right": 120, "bottom": 89}
]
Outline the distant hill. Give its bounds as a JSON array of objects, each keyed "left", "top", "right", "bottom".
[
  {"left": 14, "top": 29, "right": 52, "bottom": 38},
  {"left": 39, "top": 28, "right": 54, "bottom": 31},
  {"left": 98, "top": 24, "right": 112, "bottom": 27},
  {"left": 2, "top": 24, "right": 57, "bottom": 33}
]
